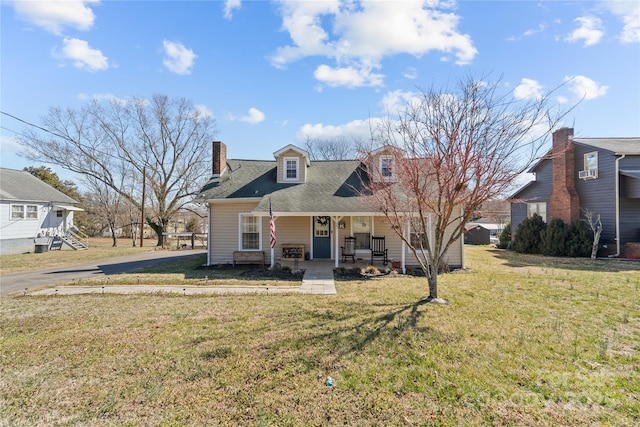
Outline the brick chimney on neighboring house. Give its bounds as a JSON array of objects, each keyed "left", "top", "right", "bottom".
[
  {"left": 548, "top": 128, "right": 580, "bottom": 223},
  {"left": 212, "top": 141, "right": 227, "bottom": 177}
]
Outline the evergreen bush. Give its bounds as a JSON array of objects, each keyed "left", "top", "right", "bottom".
[
  {"left": 567, "top": 218, "right": 593, "bottom": 257},
  {"left": 541, "top": 218, "right": 569, "bottom": 256},
  {"left": 514, "top": 214, "right": 546, "bottom": 254},
  {"left": 497, "top": 223, "right": 512, "bottom": 249}
]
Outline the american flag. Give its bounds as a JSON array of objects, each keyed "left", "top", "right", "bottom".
[{"left": 269, "top": 199, "right": 276, "bottom": 249}]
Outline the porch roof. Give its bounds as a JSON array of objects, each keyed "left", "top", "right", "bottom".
[{"left": 196, "top": 159, "right": 379, "bottom": 214}]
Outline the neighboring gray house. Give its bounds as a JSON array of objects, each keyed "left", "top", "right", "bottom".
[
  {"left": 510, "top": 128, "right": 640, "bottom": 257},
  {"left": 195, "top": 142, "right": 465, "bottom": 270},
  {"left": 0, "top": 168, "right": 85, "bottom": 255}
]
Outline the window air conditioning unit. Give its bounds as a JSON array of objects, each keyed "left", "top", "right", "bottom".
[{"left": 579, "top": 169, "right": 598, "bottom": 180}]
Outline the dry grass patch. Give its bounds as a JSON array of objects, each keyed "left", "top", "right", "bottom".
[
  {"left": 0, "top": 238, "right": 160, "bottom": 274},
  {"left": 1, "top": 246, "right": 638, "bottom": 426}
]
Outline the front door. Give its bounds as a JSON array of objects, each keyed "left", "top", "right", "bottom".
[{"left": 313, "top": 216, "right": 331, "bottom": 258}]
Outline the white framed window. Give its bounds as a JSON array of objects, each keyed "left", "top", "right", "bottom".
[
  {"left": 407, "top": 217, "right": 432, "bottom": 253},
  {"left": 239, "top": 214, "right": 261, "bottom": 250},
  {"left": 527, "top": 203, "right": 547, "bottom": 222},
  {"left": 379, "top": 155, "right": 394, "bottom": 178},
  {"left": 10, "top": 204, "right": 38, "bottom": 220},
  {"left": 27, "top": 205, "right": 38, "bottom": 219},
  {"left": 352, "top": 216, "right": 372, "bottom": 250},
  {"left": 584, "top": 151, "right": 598, "bottom": 171},
  {"left": 284, "top": 157, "right": 299, "bottom": 180}
]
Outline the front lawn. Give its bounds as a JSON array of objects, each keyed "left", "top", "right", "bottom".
[{"left": 1, "top": 246, "right": 638, "bottom": 426}]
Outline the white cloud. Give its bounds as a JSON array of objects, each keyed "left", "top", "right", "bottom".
[
  {"left": 564, "top": 16, "right": 604, "bottom": 47},
  {"left": 193, "top": 105, "right": 214, "bottom": 120},
  {"left": 297, "top": 118, "right": 377, "bottom": 142},
  {"left": 53, "top": 38, "right": 109, "bottom": 71},
  {"left": 402, "top": 67, "right": 418, "bottom": 80},
  {"left": 380, "top": 90, "right": 422, "bottom": 114},
  {"left": 514, "top": 78, "right": 543, "bottom": 100},
  {"left": 564, "top": 75, "right": 608, "bottom": 100},
  {"left": 602, "top": 0, "right": 640, "bottom": 43},
  {"left": 232, "top": 108, "right": 265, "bottom": 125},
  {"left": 11, "top": 0, "right": 99, "bottom": 35},
  {"left": 271, "top": 0, "right": 477, "bottom": 88},
  {"left": 162, "top": 40, "right": 197, "bottom": 75},
  {"left": 313, "top": 64, "right": 384, "bottom": 88},
  {"left": 77, "top": 93, "right": 128, "bottom": 105},
  {"left": 223, "top": 0, "right": 242, "bottom": 20}
]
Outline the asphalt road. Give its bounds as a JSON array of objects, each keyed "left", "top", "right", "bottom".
[{"left": 0, "top": 249, "right": 207, "bottom": 295}]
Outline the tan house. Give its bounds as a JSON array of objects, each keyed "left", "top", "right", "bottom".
[{"left": 195, "top": 142, "right": 464, "bottom": 271}]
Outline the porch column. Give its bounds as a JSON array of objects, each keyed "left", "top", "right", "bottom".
[
  {"left": 402, "top": 220, "right": 407, "bottom": 274},
  {"left": 332, "top": 216, "right": 343, "bottom": 268}
]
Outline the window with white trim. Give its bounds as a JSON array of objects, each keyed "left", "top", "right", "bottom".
[
  {"left": 240, "top": 214, "right": 261, "bottom": 250},
  {"left": 407, "top": 220, "right": 431, "bottom": 253},
  {"left": 584, "top": 151, "right": 598, "bottom": 171},
  {"left": 10, "top": 204, "right": 38, "bottom": 220},
  {"left": 379, "top": 155, "right": 394, "bottom": 178},
  {"left": 352, "top": 216, "right": 372, "bottom": 250},
  {"left": 527, "top": 203, "right": 547, "bottom": 222},
  {"left": 284, "top": 157, "right": 299, "bottom": 180}
]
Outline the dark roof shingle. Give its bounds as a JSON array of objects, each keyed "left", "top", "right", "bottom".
[{"left": 0, "top": 168, "right": 79, "bottom": 204}]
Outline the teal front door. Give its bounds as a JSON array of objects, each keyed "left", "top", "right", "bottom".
[{"left": 313, "top": 216, "right": 331, "bottom": 258}]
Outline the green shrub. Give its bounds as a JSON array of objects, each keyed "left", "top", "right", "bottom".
[
  {"left": 541, "top": 218, "right": 569, "bottom": 256},
  {"left": 567, "top": 218, "right": 593, "bottom": 257},
  {"left": 514, "top": 214, "right": 546, "bottom": 254},
  {"left": 497, "top": 223, "right": 512, "bottom": 249}
]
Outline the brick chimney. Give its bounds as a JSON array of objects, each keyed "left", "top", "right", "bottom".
[
  {"left": 548, "top": 128, "right": 580, "bottom": 223},
  {"left": 212, "top": 141, "right": 227, "bottom": 177}
]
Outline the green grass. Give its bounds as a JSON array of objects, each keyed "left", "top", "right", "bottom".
[
  {"left": 0, "top": 238, "right": 163, "bottom": 274},
  {"left": 1, "top": 246, "right": 638, "bottom": 426}
]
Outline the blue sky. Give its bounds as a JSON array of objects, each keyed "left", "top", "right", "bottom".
[{"left": 1, "top": 0, "right": 639, "bottom": 184}]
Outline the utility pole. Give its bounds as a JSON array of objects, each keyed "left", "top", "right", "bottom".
[{"left": 140, "top": 170, "right": 145, "bottom": 247}]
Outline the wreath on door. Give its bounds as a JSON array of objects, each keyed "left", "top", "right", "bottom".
[{"left": 316, "top": 216, "right": 330, "bottom": 227}]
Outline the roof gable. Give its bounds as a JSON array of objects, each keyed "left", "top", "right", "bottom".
[{"left": 273, "top": 144, "right": 311, "bottom": 166}]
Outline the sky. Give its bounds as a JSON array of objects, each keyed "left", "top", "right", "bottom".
[{"left": 1, "top": 0, "right": 639, "bottom": 185}]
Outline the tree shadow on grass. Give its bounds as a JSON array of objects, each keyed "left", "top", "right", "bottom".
[
  {"left": 487, "top": 248, "right": 640, "bottom": 273},
  {"left": 268, "top": 299, "right": 455, "bottom": 366}
]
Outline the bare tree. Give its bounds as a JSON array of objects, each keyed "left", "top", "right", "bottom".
[
  {"left": 304, "top": 135, "right": 362, "bottom": 160},
  {"left": 18, "top": 95, "right": 217, "bottom": 246},
  {"left": 82, "top": 171, "right": 132, "bottom": 247},
  {"left": 583, "top": 209, "right": 602, "bottom": 260},
  {"left": 359, "top": 74, "right": 568, "bottom": 303}
]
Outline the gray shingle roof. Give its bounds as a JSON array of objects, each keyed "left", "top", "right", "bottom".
[
  {"left": 573, "top": 138, "right": 640, "bottom": 155},
  {"left": 196, "top": 159, "right": 375, "bottom": 214},
  {"left": 0, "top": 168, "right": 79, "bottom": 204}
]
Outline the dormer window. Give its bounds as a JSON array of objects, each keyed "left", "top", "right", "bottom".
[
  {"left": 380, "top": 155, "right": 394, "bottom": 178},
  {"left": 284, "top": 157, "right": 299, "bottom": 180}
]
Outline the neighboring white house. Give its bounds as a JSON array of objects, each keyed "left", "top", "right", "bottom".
[{"left": 0, "top": 168, "right": 85, "bottom": 255}]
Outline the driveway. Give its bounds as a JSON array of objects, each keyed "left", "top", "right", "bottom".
[{"left": 0, "top": 249, "right": 206, "bottom": 295}]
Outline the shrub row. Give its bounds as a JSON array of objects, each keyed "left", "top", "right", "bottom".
[{"left": 501, "top": 214, "right": 593, "bottom": 257}]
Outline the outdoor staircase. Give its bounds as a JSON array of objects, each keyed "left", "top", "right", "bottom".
[{"left": 58, "top": 230, "right": 89, "bottom": 250}]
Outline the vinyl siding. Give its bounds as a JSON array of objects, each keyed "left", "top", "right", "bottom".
[
  {"left": 269, "top": 216, "right": 311, "bottom": 260},
  {"left": 209, "top": 201, "right": 260, "bottom": 264},
  {"left": 510, "top": 159, "right": 553, "bottom": 231},
  {"left": 619, "top": 155, "right": 640, "bottom": 245},
  {"left": 573, "top": 143, "right": 617, "bottom": 244}
]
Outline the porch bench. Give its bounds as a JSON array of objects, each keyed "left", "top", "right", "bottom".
[{"left": 233, "top": 251, "right": 265, "bottom": 266}]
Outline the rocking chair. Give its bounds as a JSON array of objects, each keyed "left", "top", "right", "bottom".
[
  {"left": 341, "top": 236, "right": 356, "bottom": 263},
  {"left": 370, "top": 236, "right": 388, "bottom": 265}
]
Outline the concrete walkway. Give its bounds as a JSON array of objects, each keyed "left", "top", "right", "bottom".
[{"left": 24, "top": 259, "right": 337, "bottom": 296}]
